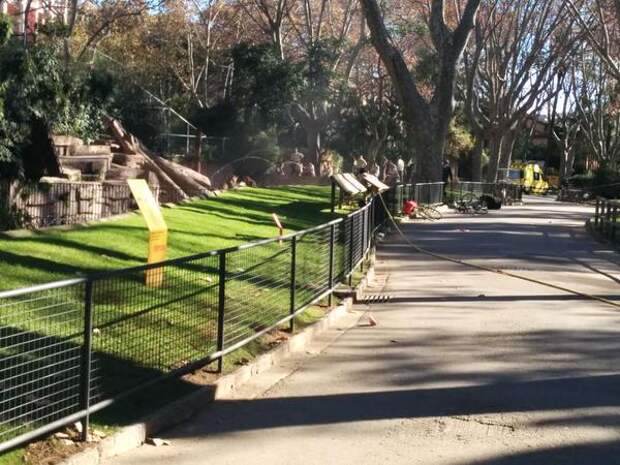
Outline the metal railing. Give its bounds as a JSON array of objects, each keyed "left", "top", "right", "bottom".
[
  {"left": 448, "top": 181, "right": 496, "bottom": 199},
  {"left": 389, "top": 181, "right": 522, "bottom": 216},
  {"left": 0, "top": 196, "right": 382, "bottom": 453},
  {"left": 593, "top": 197, "right": 619, "bottom": 242},
  {"left": 390, "top": 182, "right": 444, "bottom": 215},
  {"left": 446, "top": 181, "right": 523, "bottom": 205},
  {"left": 0, "top": 181, "right": 160, "bottom": 231}
]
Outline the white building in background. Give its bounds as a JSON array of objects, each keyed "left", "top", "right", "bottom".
[{"left": 0, "top": 0, "right": 67, "bottom": 38}]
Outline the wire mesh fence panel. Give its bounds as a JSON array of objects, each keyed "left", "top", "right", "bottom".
[
  {"left": 350, "top": 210, "right": 364, "bottom": 268},
  {"left": 223, "top": 243, "right": 292, "bottom": 348},
  {"left": 342, "top": 215, "right": 353, "bottom": 279},
  {"left": 89, "top": 254, "right": 219, "bottom": 402},
  {"left": 332, "top": 222, "right": 346, "bottom": 283},
  {"left": 0, "top": 194, "right": 380, "bottom": 452},
  {"left": 430, "top": 183, "right": 444, "bottom": 204},
  {"left": 0, "top": 282, "right": 85, "bottom": 443},
  {"left": 294, "top": 227, "right": 332, "bottom": 308}
]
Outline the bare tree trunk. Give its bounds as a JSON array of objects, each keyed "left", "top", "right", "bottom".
[
  {"left": 422, "top": 126, "right": 446, "bottom": 182},
  {"left": 291, "top": 103, "right": 327, "bottom": 170},
  {"left": 486, "top": 133, "right": 502, "bottom": 182},
  {"left": 471, "top": 135, "right": 483, "bottom": 182},
  {"left": 360, "top": 0, "right": 481, "bottom": 182},
  {"left": 305, "top": 123, "right": 322, "bottom": 168},
  {"left": 560, "top": 146, "right": 576, "bottom": 180},
  {"left": 499, "top": 128, "right": 519, "bottom": 170}
]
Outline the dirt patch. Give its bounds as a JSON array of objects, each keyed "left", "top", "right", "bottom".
[{"left": 23, "top": 429, "right": 95, "bottom": 465}]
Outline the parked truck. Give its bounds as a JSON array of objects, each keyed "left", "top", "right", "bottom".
[{"left": 498, "top": 162, "right": 550, "bottom": 195}]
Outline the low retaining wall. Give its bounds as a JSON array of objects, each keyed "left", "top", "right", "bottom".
[{"left": 1, "top": 180, "right": 160, "bottom": 230}]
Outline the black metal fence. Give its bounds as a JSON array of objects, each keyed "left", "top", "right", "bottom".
[
  {"left": 0, "top": 198, "right": 381, "bottom": 453},
  {"left": 593, "top": 197, "right": 619, "bottom": 242},
  {"left": 0, "top": 181, "right": 160, "bottom": 231},
  {"left": 446, "top": 181, "right": 523, "bottom": 205},
  {"left": 389, "top": 182, "right": 444, "bottom": 215},
  {"left": 388, "top": 181, "right": 522, "bottom": 216}
]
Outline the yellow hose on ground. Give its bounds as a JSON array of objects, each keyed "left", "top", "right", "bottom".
[{"left": 377, "top": 193, "right": 620, "bottom": 310}]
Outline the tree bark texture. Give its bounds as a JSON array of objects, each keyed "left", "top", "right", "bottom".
[{"left": 360, "top": 0, "right": 481, "bottom": 181}]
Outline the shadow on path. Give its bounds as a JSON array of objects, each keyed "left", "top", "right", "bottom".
[{"left": 167, "top": 374, "right": 620, "bottom": 439}]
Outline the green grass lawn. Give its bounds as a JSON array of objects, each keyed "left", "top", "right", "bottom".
[
  {"left": 1, "top": 185, "right": 354, "bottom": 460},
  {"left": 0, "top": 186, "right": 334, "bottom": 291}
]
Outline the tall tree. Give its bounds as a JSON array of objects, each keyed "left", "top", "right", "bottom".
[
  {"left": 359, "top": 0, "right": 481, "bottom": 181},
  {"left": 547, "top": 70, "right": 582, "bottom": 180},
  {"left": 564, "top": 0, "right": 620, "bottom": 82},
  {"left": 573, "top": 49, "right": 620, "bottom": 167},
  {"left": 461, "top": 0, "right": 577, "bottom": 182}
]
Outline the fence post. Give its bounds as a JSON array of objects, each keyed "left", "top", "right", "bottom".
[
  {"left": 348, "top": 215, "right": 354, "bottom": 286},
  {"left": 361, "top": 209, "right": 367, "bottom": 273},
  {"left": 612, "top": 205, "right": 618, "bottom": 242},
  {"left": 606, "top": 202, "right": 612, "bottom": 239},
  {"left": 594, "top": 198, "right": 600, "bottom": 227},
  {"left": 216, "top": 252, "right": 226, "bottom": 373},
  {"left": 79, "top": 279, "right": 94, "bottom": 442},
  {"left": 289, "top": 236, "right": 297, "bottom": 332},
  {"left": 328, "top": 224, "right": 335, "bottom": 306}
]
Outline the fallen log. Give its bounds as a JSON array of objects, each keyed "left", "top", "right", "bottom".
[
  {"left": 105, "top": 117, "right": 188, "bottom": 202},
  {"left": 152, "top": 156, "right": 211, "bottom": 197}
]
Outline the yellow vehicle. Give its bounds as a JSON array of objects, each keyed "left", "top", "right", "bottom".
[{"left": 499, "top": 162, "right": 549, "bottom": 195}]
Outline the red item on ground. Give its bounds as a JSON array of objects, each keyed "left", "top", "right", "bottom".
[{"left": 403, "top": 200, "right": 417, "bottom": 216}]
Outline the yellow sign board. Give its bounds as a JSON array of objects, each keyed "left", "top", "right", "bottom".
[{"left": 128, "top": 179, "right": 168, "bottom": 287}]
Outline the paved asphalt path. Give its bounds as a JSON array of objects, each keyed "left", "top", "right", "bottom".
[{"left": 105, "top": 196, "right": 620, "bottom": 465}]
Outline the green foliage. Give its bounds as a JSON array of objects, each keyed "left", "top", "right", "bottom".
[
  {"left": 414, "top": 48, "right": 439, "bottom": 88},
  {"left": 0, "top": 14, "right": 11, "bottom": 47},
  {"left": 329, "top": 91, "right": 407, "bottom": 162},
  {"left": 566, "top": 173, "right": 594, "bottom": 188},
  {"left": 0, "top": 203, "right": 31, "bottom": 231},
  {"left": 567, "top": 163, "right": 620, "bottom": 198},
  {"left": 192, "top": 103, "right": 236, "bottom": 139},
  {"left": 231, "top": 43, "right": 302, "bottom": 126},
  {"left": 0, "top": 41, "right": 117, "bottom": 180},
  {"left": 445, "top": 121, "right": 474, "bottom": 160},
  {"left": 36, "top": 20, "right": 71, "bottom": 38},
  {"left": 247, "top": 129, "right": 280, "bottom": 161},
  {"left": 301, "top": 40, "right": 339, "bottom": 102}
]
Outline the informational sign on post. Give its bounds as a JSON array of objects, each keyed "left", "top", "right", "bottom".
[{"left": 128, "top": 179, "right": 168, "bottom": 287}]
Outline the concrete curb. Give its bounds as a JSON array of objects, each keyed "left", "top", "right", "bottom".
[
  {"left": 57, "top": 296, "right": 362, "bottom": 465},
  {"left": 353, "top": 264, "right": 376, "bottom": 302}
]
